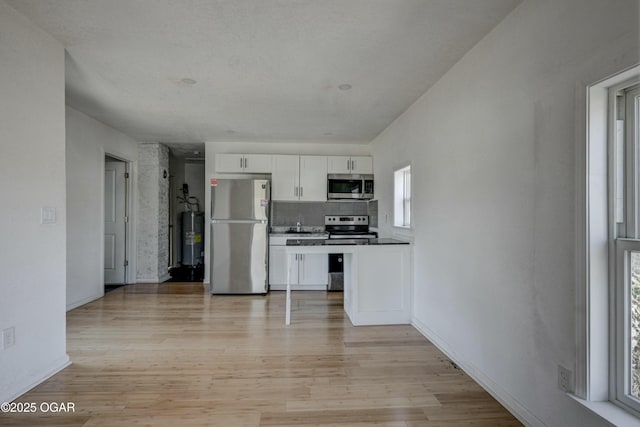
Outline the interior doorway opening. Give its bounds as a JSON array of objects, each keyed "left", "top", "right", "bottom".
[{"left": 167, "top": 144, "right": 206, "bottom": 282}]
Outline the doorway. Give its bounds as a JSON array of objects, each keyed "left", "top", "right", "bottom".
[
  {"left": 104, "top": 155, "right": 130, "bottom": 289},
  {"left": 166, "top": 144, "right": 206, "bottom": 282}
]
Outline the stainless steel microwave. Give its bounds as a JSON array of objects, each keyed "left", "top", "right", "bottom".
[{"left": 327, "top": 174, "right": 374, "bottom": 200}]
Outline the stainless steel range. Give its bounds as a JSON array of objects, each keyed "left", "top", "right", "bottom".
[
  {"left": 325, "top": 215, "right": 377, "bottom": 291},
  {"left": 325, "top": 215, "right": 377, "bottom": 239}
]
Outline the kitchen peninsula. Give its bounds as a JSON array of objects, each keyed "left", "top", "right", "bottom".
[{"left": 285, "top": 238, "right": 411, "bottom": 326}]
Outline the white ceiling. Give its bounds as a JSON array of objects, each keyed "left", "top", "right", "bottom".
[{"left": 8, "top": 0, "right": 521, "bottom": 144}]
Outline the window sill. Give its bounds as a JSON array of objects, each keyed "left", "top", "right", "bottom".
[{"left": 570, "top": 394, "right": 640, "bottom": 427}]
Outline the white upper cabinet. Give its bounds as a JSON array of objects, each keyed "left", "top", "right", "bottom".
[
  {"left": 215, "top": 154, "right": 272, "bottom": 173},
  {"left": 271, "top": 155, "right": 327, "bottom": 201},
  {"left": 299, "top": 156, "right": 327, "bottom": 201},
  {"left": 327, "top": 156, "right": 373, "bottom": 174},
  {"left": 350, "top": 156, "right": 373, "bottom": 174},
  {"left": 271, "top": 155, "right": 300, "bottom": 201},
  {"left": 215, "top": 154, "right": 244, "bottom": 173}
]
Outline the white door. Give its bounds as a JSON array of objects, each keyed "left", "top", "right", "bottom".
[
  {"left": 299, "top": 156, "right": 327, "bottom": 201},
  {"left": 104, "top": 161, "right": 127, "bottom": 284}
]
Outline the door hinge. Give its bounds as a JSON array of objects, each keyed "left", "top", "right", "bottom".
[
  {"left": 124, "top": 260, "right": 129, "bottom": 267},
  {"left": 124, "top": 172, "right": 129, "bottom": 179}
]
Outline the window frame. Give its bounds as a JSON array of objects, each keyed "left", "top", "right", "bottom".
[
  {"left": 612, "top": 82, "right": 640, "bottom": 415},
  {"left": 393, "top": 164, "right": 412, "bottom": 229}
]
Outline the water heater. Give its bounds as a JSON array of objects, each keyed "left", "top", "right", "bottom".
[{"left": 181, "top": 211, "right": 204, "bottom": 266}]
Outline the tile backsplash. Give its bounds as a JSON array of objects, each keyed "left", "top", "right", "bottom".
[
  {"left": 368, "top": 200, "right": 378, "bottom": 228},
  {"left": 271, "top": 201, "right": 369, "bottom": 226}
]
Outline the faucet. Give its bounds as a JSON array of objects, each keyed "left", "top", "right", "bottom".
[{"left": 296, "top": 221, "right": 301, "bottom": 232}]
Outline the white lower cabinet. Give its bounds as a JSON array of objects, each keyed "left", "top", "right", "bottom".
[
  {"left": 269, "top": 238, "right": 328, "bottom": 290},
  {"left": 297, "top": 253, "right": 328, "bottom": 286},
  {"left": 269, "top": 246, "right": 293, "bottom": 286}
]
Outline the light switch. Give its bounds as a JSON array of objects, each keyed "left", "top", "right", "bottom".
[{"left": 41, "top": 207, "right": 56, "bottom": 224}]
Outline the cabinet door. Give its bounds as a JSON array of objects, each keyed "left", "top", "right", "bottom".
[
  {"left": 350, "top": 156, "right": 373, "bottom": 174},
  {"left": 327, "top": 156, "right": 351, "bottom": 174},
  {"left": 243, "top": 154, "right": 272, "bottom": 173},
  {"left": 271, "top": 155, "right": 300, "bottom": 201},
  {"left": 298, "top": 253, "right": 328, "bottom": 286},
  {"left": 269, "top": 245, "right": 299, "bottom": 285},
  {"left": 299, "top": 156, "right": 327, "bottom": 201},
  {"left": 215, "top": 154, "right": 245, "bottom": 173}
]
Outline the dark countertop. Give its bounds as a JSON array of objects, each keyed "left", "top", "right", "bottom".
[
  {"left": 270, "top": 232, "right": 329, "bottom": 237},
  {"left": 286, "top": 238, "right": 410, "bottom": 246}
]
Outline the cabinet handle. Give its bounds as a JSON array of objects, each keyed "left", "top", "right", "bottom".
[
  {"left": 244, "top": 157, "right": 248, "bottom": 169},
  {"left": 240, "top": 157, "right": 243, "bottom": 168},
  {"left": 294, "top": 186, "right": 298, "bottom": 197},
  {"left": 351, "top": 160, "right": 355, "bottom": 170},
  {"left": 347, "top": 159, "right": 350, "bottom": 170},
  {"left": 300, "top": 186, "right": 303, "bottom": 197}
]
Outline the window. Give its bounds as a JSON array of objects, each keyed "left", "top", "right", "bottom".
[
  {"left": 394, "top": 165, "right": 411, "bottom": 228},
  {"left": 581, "top": 67, "right": 640, "bottom": 424},
  {"left": 613, "top": 82, "right": 640, "bottom": 415}
]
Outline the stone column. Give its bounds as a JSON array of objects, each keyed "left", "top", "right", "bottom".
[{"left": 136, "top": 143, "right": 170, "bottom": 283}]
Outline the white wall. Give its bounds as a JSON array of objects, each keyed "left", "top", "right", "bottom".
[
  {"left": 184, "top": 161, "right": 205, "bottom": 213},
  {"left": 66, "top": 106, "right": 139, "bottom": 310},
  {"left": 370, "top": 1, "right": 639, "bottom": 426},
  {"left": 0, "top": 0, "right": 69, "bottom": 403},
  {"left": 203, "top": 141, "right": 370, "bottom": 282}
]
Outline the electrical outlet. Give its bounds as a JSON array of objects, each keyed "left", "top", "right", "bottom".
[
  {"left": 3, "top": 327, "right": 15, "bottom": 349},
  {"left": 41, "top": 207, "right": 56, "bottom": 224},
  {"left": 558, "top": 365, "right": 573, "bottom": 392}
]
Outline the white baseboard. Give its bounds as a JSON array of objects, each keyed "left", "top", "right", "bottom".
[
  {"left": 269, "top": 284, "right": 327, "bottom": 291},
  {"left": 158, "top": 272, "right": 171, "bottom": 283},
  {"left": 0, "top": 354, "right": 71, "bottom": 403},
  {"left": 66, "top": 291, "right": 103, "bottom": 311},
  {"left": 411, "top": 316, "right": 546, "bottom": 427}
]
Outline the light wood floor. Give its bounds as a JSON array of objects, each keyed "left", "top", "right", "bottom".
[{"left": 1, "top": 283, "right": 522, "bottom": 427}]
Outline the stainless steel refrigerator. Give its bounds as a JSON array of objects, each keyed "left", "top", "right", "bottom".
[{"left": 210, "top": 179, "right": 270, "bottom": 294}]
